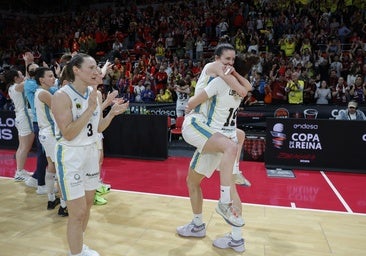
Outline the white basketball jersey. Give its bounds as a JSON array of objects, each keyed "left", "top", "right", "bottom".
[
  {"left": 203, "top": 77, "right": 242, "bottom": 136},
  {"left": 55, "top": 84, "right": 101, "bottom": 146},
  {"left": 192, "top": 63, "right": 216, "bottom": 117},
  {"left": 176, "top": 90, "right": 189, "bottom": 107},
  {"left": 35, "top": 88, "right": 55, "bottom": 135},
  {"left": 8, "top": 84, "right": 32, "bottom": 119}
]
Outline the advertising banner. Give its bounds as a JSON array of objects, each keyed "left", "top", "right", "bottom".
[
  {"left": 0, "top": 111, "right": 18, "bottom": 149},
  {"left": 237, "top": 104, "right": 366, "bottom": 129},
  {"left": 265, "top": 118, "right": 366, "bottom": 173}
]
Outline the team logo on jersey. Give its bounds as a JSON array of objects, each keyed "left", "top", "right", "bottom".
[
  {"left": 74, "top": 174, "right": 81, "bottom": 180},
  {"left": 76, "top": 103, "right": 82, "bottom": 109},
  {"left": 229, "top": 89, "right": 239, "bottom": 97}
]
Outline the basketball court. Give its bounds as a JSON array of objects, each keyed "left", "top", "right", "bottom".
[{"left": 0, "top": 149, "right": 365, "bottom": 255}]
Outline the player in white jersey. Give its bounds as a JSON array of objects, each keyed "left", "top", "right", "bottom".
[
  {"left": 187, "top": 44, "right": 251, "bottom": 186},
  {"left": 174, "top": 79, "right": 190, "bottom": 117},
  {"left": 177, "top": 53, "right": 253, "bottom": 253},
  {"left": 181, "top": 44, "right": 250, "bottom": 225},
  {"left": 34, "top": 67, "right": 62, "bottom": 211},
  {"left": 94, "top": 64, "right": 118, "bottom": 205},
  {"left": 5, "top": 69, "right": 34, "bottom": 181},
  {"left": 51, "top": 53, "right": 128, "bottom": 256}
]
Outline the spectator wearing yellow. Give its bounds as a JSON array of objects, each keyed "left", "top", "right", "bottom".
[{"left": 285, "top": 72, "right": 304, "bottom": 104}]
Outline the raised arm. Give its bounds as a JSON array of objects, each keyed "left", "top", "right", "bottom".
[
  {"left": 207, "top": 61, "right": 249, "bottom": 98},
  {"left": 185, "top": 90, "right": 209, "bottom": 114}
]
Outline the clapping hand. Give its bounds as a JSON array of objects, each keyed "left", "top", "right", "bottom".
[
  {"left": 105, "top": 90, "right": 119, "bottom": 105},
  {"left": 110, "top": 98, "right": 129, "bottom": 116}
]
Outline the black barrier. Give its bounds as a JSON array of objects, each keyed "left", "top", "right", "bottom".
[
  {"left": 265, "top": 118, "right": 366, "bottom": 173},
  {"left": 237, "top": 104, "right": 366, "bottom": 130},
  {"left": 0, "top": 111, "right": 18, "bottom": 149},
  {"left": 102, "top": 114, "right": 168, "bottom": 160},
  {"left": 129, "top": 103, "right": 366, "bottom": 130},
  {"left": 128, "top": 102, "right": 176, "bottom": 117}
]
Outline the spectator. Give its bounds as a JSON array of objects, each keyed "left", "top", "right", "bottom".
[
  {"left": 336, "top": 101, "right": 366, "bottom": 120},
  {"left": 247, "top": 38, "right": 259, "bottom": 55},
  {"left": 195, "top": 36, "right": 205, "bottom": 61},
  {"left": 154, "top": 65, "right": 168, "bottom": 95},
  {"left": 303, "top": 74, "right": 316, "bottom": 104},
  {"left": 280, "top": 35, "right": 297, "bottom": 58},
  {"left": 141, "top": 83, "right": 155, "bottom": 103},
  {"left": 243, "top": 91, "right": 258, "bottom": 106},
  {"left": 331, "top": 76, "right": 349, "bottom": 105},
  {"left": 326, "top": 38, "right": 341, "bottom": 57},
  {"left": 217, "top": 18, "right": 229, "bottom": 37},
  {"left": 269, "top": 68, "right": 287, "bottom": 104},
  {"left": 184, "top": 32, "right": 195, "bottom": 60},
  {"left": 314, "top": 80, "right": 331, "bottom": 105},
  {"left": 155, "top": 41, "right": 165, "bottom": 63},
  {"left": 112, "top": 38, "right": 123, "bottom": 52},
  {"left": 233, "top": 29, "right": 246, "bottom": 54},
  {"left": 134, "top": 79, "right": 145, "bottom": 102},
  {"left": 285, "top": 71, "right": 304, "bottom": 104},
  {"left": 251, "top": 71, "right": 266, "bottom": 101},
  {"left": 349, "top": 75, "right": 366, "bottom": 105},
  {"left": 330, "top": 55, "right": 343, "bottom": 78},
  {"left": 155, "top": 88, "right": 173, "bottom": 103},
  {"left": 328, "top": 69, "right": 339, "bottom": 89}
]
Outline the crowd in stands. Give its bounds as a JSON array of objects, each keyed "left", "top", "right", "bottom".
[{"left": 0, "top": 0, "right": 366, "bottom": 111}]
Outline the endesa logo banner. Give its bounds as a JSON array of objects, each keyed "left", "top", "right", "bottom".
[{"left": 265, "top": 118, "right": 366, "bottom": 173}]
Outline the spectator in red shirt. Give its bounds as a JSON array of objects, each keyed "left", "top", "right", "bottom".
[{"left": 154, "top": 65, "right": 168, "bottom": 94}]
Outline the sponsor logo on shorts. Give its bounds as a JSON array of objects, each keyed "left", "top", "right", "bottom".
[{"left": 86, "top": 172, "right": 99, "bottom": 177}]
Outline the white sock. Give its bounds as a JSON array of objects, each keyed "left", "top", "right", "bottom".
[
  {"left": 220, "top": 186, "right": 231, "bottom": 204},
  {"left": 192, "top": 213, "right": 203, "bottom": 226},
  {"left": 45, "top": 171, "right": 55, "bottom": 194},
  {"left": 48, "top": 193, "right": 56, "bottom": 202},
  {"left": 232, "top": 161, "right": 240, "bottom": 174},
  {"left": 60, "top": 198, "right": 67, "bottom": 208},
  {"left": 231, "top": 226, "right": 243, "bottom": 240}
]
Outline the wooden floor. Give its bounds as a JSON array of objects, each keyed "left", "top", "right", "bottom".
[{"left": 1, "top": 178, "right": 366, "bottom": 256}]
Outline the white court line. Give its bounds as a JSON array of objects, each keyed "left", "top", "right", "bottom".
[
  {"left": 105, "top": 188, "right": 366, "bottom": 216},
  {"left": 1, "top": 176, "right": 364, "bottom": 216},
  {"left": 320, "top": 171, "right": 353, "bottom": 213}
]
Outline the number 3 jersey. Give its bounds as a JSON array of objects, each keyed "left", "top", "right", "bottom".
[{"left": 55, "top": 84, "right": 101, "bottom": 146}]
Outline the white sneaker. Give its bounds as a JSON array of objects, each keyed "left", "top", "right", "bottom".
[
  {"left": 25, "top": 176, "right": 38, "bottom": 188},
  {"left": 216, "top": 202, "right": 245, "bottom": 227},
  {"left": 36, "top": 185, "right": 48, "bottom": 195},
  {"left": 176, "top": 222, "right": 206, "bottom": 238},
  {"left": 213, "top": 233, "right": 245, "bottom": 252},
  {"left": 82, "top": 244, "right": 100, "bottom": 256},
  {"left": 14, "top": 170, "right": 31, "bottom": 182},
  {"left": 235, "top": 171, "right": 251, "bottom": 187}
]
